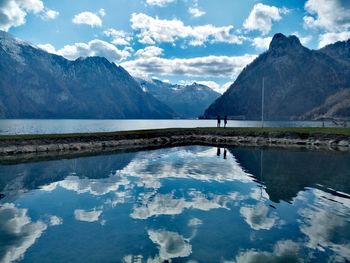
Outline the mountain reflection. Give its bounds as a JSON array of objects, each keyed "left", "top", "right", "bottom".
[
  {"left": 229, "top": 147, "right": 350, "bottom": 203},
  {"left": 0, "top": 146, "right": 350, "bottom": 262}
]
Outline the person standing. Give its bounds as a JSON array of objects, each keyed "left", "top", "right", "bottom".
[
  {"left": 217, "top": 115, "right": 221, "bottom": 128},
  {"left": 224, "top": 116, "right": 228, "bottom": 128}
]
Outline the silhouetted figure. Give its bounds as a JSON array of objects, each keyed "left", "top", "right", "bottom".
[
  {"left": 223, "top": 149, "right": 227, "bottom": 159},
  {"left": 217, "top": 115, "right": 221, "bottom": 128},
  {"left": 217, "top": 147, "right": 221, "bottom": 156},
  {"left": 224, "top": 116, "right": 228, "bottom": 128}
]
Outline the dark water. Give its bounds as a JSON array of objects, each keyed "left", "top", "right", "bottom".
[
  {"left": 0, "top": 146, "right": 350, "bottom": 263},
  {"left": 0, "top": 119, "right": 345, "bottom": 135}
]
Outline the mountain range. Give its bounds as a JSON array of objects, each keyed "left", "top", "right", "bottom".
[
  {"left": 137, "top": 78, "right": 220, "bottom": 118},
  {"left": 204, "top": 33, "right": 350, "bottom": 120},
  {"left": 0, "top": 31, "right": 175, "bottom": 119},
  {"left": 1, "top": 31, "right": 350, "bottom": 120}
]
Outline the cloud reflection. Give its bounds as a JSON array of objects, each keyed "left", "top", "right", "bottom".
[
  {"left": 298, "top": 189, "right": 350, "bottom": 261},
  {"left": 148, "top": 229, "right": 192, "bottom": 260},
  {"left": 74, "top": 209, "right": 103, "bottom": 223},
  {"left": 120, "top": 147, "right": 252, "bottom": 186},
  {"left": 0, "top": 203, "right": 47, "bottom": 263},
  {"left": 131, "top": 191, "right": 231, "bottom": 220},
  {"left": 240, "top": 203, "right": 281, "bottom": 231},
  {"left": 225, "top": 240, "right": 303, "bottom": 263}
]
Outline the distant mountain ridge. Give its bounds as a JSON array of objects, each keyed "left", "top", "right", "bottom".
[
  {"left": 0, "top": 31, "right": 174, "bottom": 119},
  {"left": 138, "top": 78, "right": 220, "bottom": 118},
  {"left": 204, "top": 33, "right": 350, "bottom": 120}
]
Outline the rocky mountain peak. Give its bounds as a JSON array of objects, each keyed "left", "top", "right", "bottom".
[
  {"left": 204, "top": 32, "right": 350, "bottom": 120},
  {"left": 269, "top": 33, "right": 303, "bottom": 55}
]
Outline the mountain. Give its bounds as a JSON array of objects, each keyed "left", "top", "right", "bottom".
[
  {"left": 320, "top": 39, "right": 350, "bottom": 65},
  {"left": 138, "top": 78, "right": 220, "bottom": 118},
  {"left": 0, "top": 31, "right": 174, "bottom": 119},
  {"left": 204, "top": 33, "right": 350, "bottom": 120}
]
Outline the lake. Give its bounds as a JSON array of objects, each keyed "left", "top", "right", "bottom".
[
  {"left": 0, "top": 146, "right": 349, "bottom": 262},
  {"left": 0, "top": 119, "right": 347, "bottom": 135}
]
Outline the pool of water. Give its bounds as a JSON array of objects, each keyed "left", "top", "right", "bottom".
[
  {"left": 0, "top": 146, "right": 350, "bottom": 262},
  {"left": 0, "top": 119, "right": 345, "bottom": 135}
]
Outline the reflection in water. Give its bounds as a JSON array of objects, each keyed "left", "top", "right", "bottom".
[
  {"left": 239, "top": 202, "right": 282, "bottom": 231},
  {"left": 0, "top": 204, "right": 47, "bottom": 263},
  {"left": 225, "top": 240, "right": 303, "bottom": 263},
  {"left": 0, "top": 146, "right": 350, "bottom": 262},
  {"left": 148, "top": 229, "right": 192, "bottom": 260}
]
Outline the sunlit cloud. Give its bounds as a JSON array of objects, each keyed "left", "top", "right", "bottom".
[
  {"left": 121, "top": 54, "right": 257, "bottom": 79},
  {"left": 146, "top": 0, "right": 176, "bottom": 7},
  {"left": 104, "top": 28, "right": 132, "bottom": 46},
  {"left": 74, "top": 208, "right": 103, "bottom": 222},
  {"left": 38, "top": 39, "right": 131, "bottom": 62},
  {"left": 224, "top": 240, "right": 302, "bottom": 263},
  {"left": 0, "top": 0, "right": 60, "bottom": 31},
  {"left": 0, "top": 203, "right": 47, "bottom": 263},
  {"left": 72, "top": 9, "right": 105, "bottom": 27},
  {"left": 148, "top": 229, "right": 192, "bottom": 260},
  {"left": 130, "top": 13, "right": 246, "bottom": 46},
  {"left": 240, "top": 202, "right": 281, "bottom": 230}
]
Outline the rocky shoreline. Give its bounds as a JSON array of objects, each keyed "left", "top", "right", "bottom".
[{"left": 1, "top": 128, "right": 349, "bottom": 158}]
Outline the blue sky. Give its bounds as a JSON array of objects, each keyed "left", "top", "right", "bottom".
[{"left": 2, "top": 0, "right": 350, "bottom": 93}]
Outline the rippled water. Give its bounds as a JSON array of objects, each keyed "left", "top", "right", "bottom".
[
  {"left": 0, "top": 146, "right": 350, "bottom": 262},
  {"left": 0, "top": 119, "right": 343, "bottom": 135}
]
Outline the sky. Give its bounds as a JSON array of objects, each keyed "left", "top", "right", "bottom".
[{"left": 1, "top": 0, "right": 350, "bottom": 93}]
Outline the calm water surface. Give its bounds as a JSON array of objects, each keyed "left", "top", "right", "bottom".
[
  {"left": 0, "top": 119, "right": 345, "bottom": 135},
  {"left": 0, "top": 146, "right": 350, "bottom": 262}
]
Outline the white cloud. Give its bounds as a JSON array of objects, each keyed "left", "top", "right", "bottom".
[
  {"left": 303, "top": 0, "right": 350, "bottom": 32},
  {"left": 41, "top": 39, "right": 131, "bottom": 62},
  {"left": 0, "top": 0, "right": 45, "bottom": 31},
  {"left": 225, "top": 240, "right": 302, "bottom": 263},
  {"left": 148, "top": 229, "right": 192, "bottom": 260},
  {"left": 37, "top": 43, "right": 57, "bottom": 53},
  {"left": 188, "top": 218, "right": 202, "bottom": 227},
  {"left": 121, "top": 54, "right": 257, "bottom": 79},
  {"left": 251, "top": 36, "right": 272, "bottom": 50},
  {"left": 41, "top": 8, "right": 59, "bottom": 20},
  {"left": 130, "top": 192, "right": 227, "bottom": 220},
  {"left": 74, "top": 209, "right": 103, "bottom": 222},
  {"left": 318, "top": 31, "right": 350, "bottom": 48},
  {"left": 146, "top": 0, "right": 176, "bottom": 7},
  {"left": 130, "top": 13, "right": 245, "bottom": 46},
  {"left": 135, "top": 46, "right": 164, "bottom": 58},
  {"left": 98, "top": 8, "right": 106, "bottom": 17},
  {"left": 291, "top": 32, "right": 312, "bottom": 46},
  {"left": 72, "top": 11, "right": 103, "bottom": 27},
  {"left": 298, "top": 189, "right": 350, "bottom": 260},
  {"left": 240, "top": 202, "right": 280, "bottom": 230},
  {"left": 42, "top": 174, "right": 130, "bottom": 196},
  {"left": 0, "top": 203, "right": 47, "bottom": 263},
  {"left": 303, "top": 0, "right": 350, "bottom": 47},
  {"left": 49, "top": 215, "right": 63, "bottom": 226},
  {"left": 243, "top": 3, "right": 289, "bottom": 35},
  {"left": 104, "top": 28, "right": 132, "bottom": 46},
  {"left": 221, "top": 82, "right": 233, "bottom": 94},
  {"left": 189, "top": 7, "right": 205, "bottom": 18}
]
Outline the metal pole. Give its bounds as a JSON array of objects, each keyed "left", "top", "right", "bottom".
[
  {"left": 260, "top": 148, "right": 264, "bottom": 199},
  {"left": 261, "top": 77, "right": 265, "bottom": 128}
]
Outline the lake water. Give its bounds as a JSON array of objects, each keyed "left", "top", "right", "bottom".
[
  {"left": 0, "top": 146, "right": 350, "bottom": 262},
  {"left": 0, "top": 119, "right": 346, "bottom": 135}
]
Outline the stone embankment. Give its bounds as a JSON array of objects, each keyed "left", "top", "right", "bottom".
[{"left": 0, "top": 128, "right": 349, "bottom": 156}]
